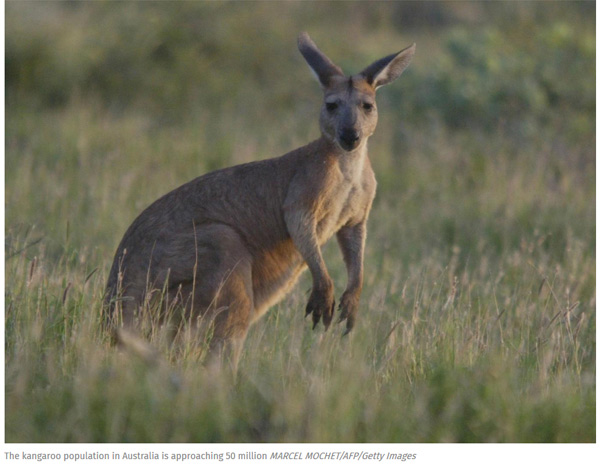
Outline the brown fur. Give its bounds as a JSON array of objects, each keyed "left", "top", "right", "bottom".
[{"left": 104, "top": 33, "right": 415, "bottom": 370}]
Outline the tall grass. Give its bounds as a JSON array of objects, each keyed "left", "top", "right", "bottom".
[
  {"left": 5, "top": 206, "right": 595, "bottom": 442},
  {"left": 5, "top": 2, "right": 595, "bottom": 442}
]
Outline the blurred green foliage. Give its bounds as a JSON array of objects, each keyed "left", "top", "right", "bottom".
[
  {"left": 403, "top": 22, "right": 594, "bottom": 137},
  {"left": 6, "top": 1, "right": 595, "bottom": 137}
]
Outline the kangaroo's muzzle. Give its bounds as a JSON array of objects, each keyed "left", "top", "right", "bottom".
[{"left": 338, "top": 128, "right": 360, "bottom": 151}]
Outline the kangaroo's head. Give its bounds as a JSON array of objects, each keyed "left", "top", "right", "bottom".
[{"left": 298, "top": 32, "right": 415, "bottom": 153}]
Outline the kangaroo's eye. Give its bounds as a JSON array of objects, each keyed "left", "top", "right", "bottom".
[
  {"left": 363, "top": 102, "right": 374, "bottom": 112},
  {"left": 325, "top": 102, "right": 338, "bottom": 112}
]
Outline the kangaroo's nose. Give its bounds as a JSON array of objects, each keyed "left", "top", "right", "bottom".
[{"left": 339, "top": 128, "right": 360, "bottom": 150}]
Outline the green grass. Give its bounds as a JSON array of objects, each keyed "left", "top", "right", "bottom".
[{"left": 5, "top": 2, "right": 595, "bottom": 442}]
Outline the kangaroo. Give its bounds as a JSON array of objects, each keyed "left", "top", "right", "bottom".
[{"left": 104, "top": 33, "right": 415, "bottom": 370}]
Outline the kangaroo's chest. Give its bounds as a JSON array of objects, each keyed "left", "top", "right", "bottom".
[{"left": 315, "top": 163, "right": 376, "bottom": 243}]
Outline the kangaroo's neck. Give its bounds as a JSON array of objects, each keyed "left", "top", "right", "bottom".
[{"left": 314, "top": 135, "right": 369, "bottom": 180}]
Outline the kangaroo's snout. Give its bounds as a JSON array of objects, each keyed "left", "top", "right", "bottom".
[{"left": 338, "top": 128, "right": 361, "bottom": 151}]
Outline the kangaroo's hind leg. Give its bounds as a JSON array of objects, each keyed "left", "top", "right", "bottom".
[
  {"left": 205, "top": 258, "right": 254, "bottom": 374},
  {"left": 165, "top": 223, "right": 254, "bottom": 373}
]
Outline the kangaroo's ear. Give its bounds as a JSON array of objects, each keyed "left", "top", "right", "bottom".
[
  {"left": 298, "top": 32, "right": 344, "bottom": 88},
  {"left": 361, "top": 43, "right": 416, "bottom": 89}
]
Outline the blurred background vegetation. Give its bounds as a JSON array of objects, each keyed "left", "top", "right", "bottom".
[
  {"left": 6, "top": 1, "right": 595, "bottom": 130},
  {"left": 5, "top": 1, "right": 595, "bottom": 442},
  {"left": 5, "top": 0, "right": 595, "bottom": 259}
]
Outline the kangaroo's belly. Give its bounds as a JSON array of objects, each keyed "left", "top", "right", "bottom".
[{"left": 250, "top": 238, "right": 307, "bottom": 321}]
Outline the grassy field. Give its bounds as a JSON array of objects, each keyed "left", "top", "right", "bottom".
[{"left": 4, "top": 2, "right": 595, "bottom": 442}]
